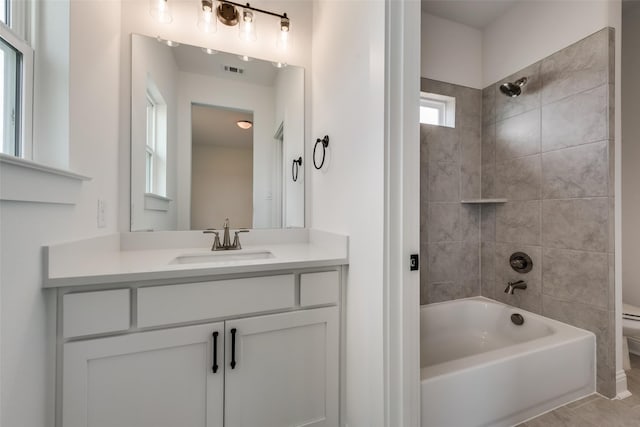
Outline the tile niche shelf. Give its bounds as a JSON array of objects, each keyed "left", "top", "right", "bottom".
[{"left": 460, "top": 199, "right": 507, "bottom": 204}]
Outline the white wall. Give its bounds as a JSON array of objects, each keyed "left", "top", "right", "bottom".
[
  {"left": 130, "top": 35, "right": 179, "bottom": 231},
  {"left": 1, "top": 2, "right": 122, "bottom": 426},
  {"left": 482, "top": 0, "right": 614, "bottom": 87},
  {"left": 622, "top": 1, "right": 640, "bottom": 307},
  {"left": 275, "top": 66, "right": 305, "bottom": 227},
  {"left": 175, "top": 71, "right": 276, "bottom": 229},
  {"left": 191, "top": 144, "right": 253, "bottom": 229},
  {"left": 421, "top": 12, "right": 482, "bottom": 89},
  {"left": 311, "top": 0, "right": 385, "bottom": 425}
]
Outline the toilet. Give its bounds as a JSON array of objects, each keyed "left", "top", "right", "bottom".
[{"left": 623, "top": 303, "right": 640, "bottom": 370}]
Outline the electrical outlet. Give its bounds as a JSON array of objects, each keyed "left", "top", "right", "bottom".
[{"left": 97, "top": 199, "right": 106, "bottom": 228}]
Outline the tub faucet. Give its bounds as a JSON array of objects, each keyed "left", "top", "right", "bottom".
[{"left": 504, "top": 280, "right": 527, "bottom": 295}]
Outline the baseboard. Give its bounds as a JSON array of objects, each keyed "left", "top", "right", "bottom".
[
  {"left": 615, "top": 370, "right": 631, "bottom": 400},
  {"left": 628, "top": 337, "right": 640, "bottom": 356}
]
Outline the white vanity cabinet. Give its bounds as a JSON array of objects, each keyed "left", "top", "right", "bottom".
[
  {"left": 63, "top": 322, "right": 225, "bottom": 427},
  {"left": 56, "top": 270, "right": 342, "bottom": 427}
]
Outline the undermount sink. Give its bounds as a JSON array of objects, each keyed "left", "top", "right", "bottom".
[{"left": 170, "top": 249, "right": 275, "bottom": 265}]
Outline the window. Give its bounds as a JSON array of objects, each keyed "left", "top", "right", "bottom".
[
  {"left": 0, "top": 1, "right": 33, "bottom": 159},
  {"left": 145, "top": 79, "right": 167, "bottom": 197},
  {"left": 420, "top": 92, "right": 455, "bottom": 128}
]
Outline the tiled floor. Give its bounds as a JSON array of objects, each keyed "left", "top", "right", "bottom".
[{"left": 518, "top": 353, "right": 640, "bottom": 426}]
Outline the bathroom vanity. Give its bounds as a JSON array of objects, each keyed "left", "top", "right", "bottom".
[{"left": 44, "top": 229, "right": 347, "bottom": 427}]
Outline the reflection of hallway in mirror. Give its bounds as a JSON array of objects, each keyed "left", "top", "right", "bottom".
[{"left": 190, "top": 104, "right": 253, "bottom": 230}]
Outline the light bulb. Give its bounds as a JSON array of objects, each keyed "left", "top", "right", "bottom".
[
  {"left": 202, "top": 47, "right": 218, "bottom": 55},
  {"left": 198, "top": 0, "right": 217, "bottom": 33},
  {"left": 150, "top": 0, "right": 172, "bottom": 24},
  {"left": 239, "top": 9, "right": 257, "bottom": 42},
  {"left": 277, "top": 16, "right": 290, "bottom": 50}
]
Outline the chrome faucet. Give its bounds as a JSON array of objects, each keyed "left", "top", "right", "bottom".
[
  {"left": 203, "top": 218, "right": 249, "bottom": 251},
  {"left": 504, "top": 280, "right": 527, "bottom": 295}
]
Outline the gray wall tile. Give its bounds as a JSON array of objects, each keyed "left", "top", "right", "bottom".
[
  {"left": 459, "top": 86, "right": 482, "bottom": 130},
  {"left": 461, "top": 204, "right": 480, "bottom": 243},
  {"left": 429, "top": 280, "right": 478, "bottom": 303},
  {"left": 541, "top": 84, "right": 609, "bottom": 152},
  {"left": 481, "top": 205, "right": 496, "bottom": 242},
  {"left": 542, "top": 198, "right": 608, "bottom": 251},
  {"left": 495, "top": 155, "right": 542, "bottom": 200},
  {"left": 482, "top": 86, "right": 496, "bottom": 125},
  {"left": 461, "top": 128, "right": 482, "bottom": 199},
  {"left": 426, "top": 125, "right": 459, "bottom": 163},
  {"left": 427, "top": 242, "right": 460, "bottom": 283},
  {"left": 495, "top": 201, "right": 541, "bottom": 245},
  {"left": 542, "top": 141, "right": 608, "bottom": 199},
  {"left": 481, "top": 242, "right": 496, "bottom": 281},
  {"left": 542, "top": 248, "right": 609, "bottom": 309},
  {"left": 496, "top": 109, "right": 541, "bottom": 162},
  {"left": 427, "top": 203, "right": 460, "bottom": 242},
  {"left": 495, "top": 62, "right": 542, "bottom": 121},
  {"left": 482, "top": 123, "right": 496, "bottom": 165},
  {"left": 481, "top": 163, "right": 496, "bottom": 198},
  {"left": 428, "top": 162, "right": 460, "bottom": 202},
  {"left": 541, "top": 28, "right": 611, "bottom": 105}
]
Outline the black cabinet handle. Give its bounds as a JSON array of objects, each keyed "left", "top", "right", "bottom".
[
  {"left": 230, "top": 328, "right": 237, "bottom": 369},
  {"left": 212, "top": 331, "right": 219, "bottom": 373}
]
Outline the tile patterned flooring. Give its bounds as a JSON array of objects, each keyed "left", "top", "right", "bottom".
[{"left": 518, "top": 353, "right": 640, "bottom": 426}]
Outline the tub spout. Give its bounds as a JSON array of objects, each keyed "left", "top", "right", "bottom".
[{"left": 504, "top": 280, "right": 527, "bottom": 295}]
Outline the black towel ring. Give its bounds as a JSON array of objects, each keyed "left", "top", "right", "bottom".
[
  {"left": 313, "top": 135, "right": 329, "bottom": 170},
  {"left": 292, "top": 157, "right": 303, "bottom": 182}
]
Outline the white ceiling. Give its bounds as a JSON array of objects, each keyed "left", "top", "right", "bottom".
[
  {"left": 421, "top": 0, "right": 520, "bottom": 29},
  {"left": 191, "top": 104, "right": 253, "bottom": 149},
  {"left": 172, "top": 43, "right": 279, "bottom": 87}
]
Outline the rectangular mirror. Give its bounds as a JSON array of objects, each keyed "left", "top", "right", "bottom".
[{"left": 130, "top": 33, "right": 305, "bottom": 231}]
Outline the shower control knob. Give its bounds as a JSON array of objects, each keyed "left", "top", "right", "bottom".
[{"left": 509, "top": 252, "right": 533, "bottom": 274}]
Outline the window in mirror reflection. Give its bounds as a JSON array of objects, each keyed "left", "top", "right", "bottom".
[{"left": 145, "top": 79, "right": 168, "bottom": 196}]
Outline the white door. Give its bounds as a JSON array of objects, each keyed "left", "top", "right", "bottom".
[
  {"left": 62, "top": 322, "right": 224, "bottom": 427},
  {"left": 224, "top": 307, "right": 339, "bottom": 427}
]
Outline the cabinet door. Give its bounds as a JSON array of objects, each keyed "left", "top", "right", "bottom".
[
  {"left": 63, "top": 322, "right": 224, "bottom": 427},
  {"left": 225, "top": 307, "right": 339, "bottom": 427}
]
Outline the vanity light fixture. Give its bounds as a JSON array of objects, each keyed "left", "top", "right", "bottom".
[
  {"left": 151, "top": 0, "right": 290, "bottom": 49},
  {"left": 236, "top": 120, "right": 253, "bottom": 130}
]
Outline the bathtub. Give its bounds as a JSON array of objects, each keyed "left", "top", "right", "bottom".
[{"left": 421, "top": 297, "right": 595, "bottom": 427}]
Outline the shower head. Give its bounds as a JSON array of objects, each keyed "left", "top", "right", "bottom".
[{"left": 499, "top": 77, "right": 528, "bottom": 97}]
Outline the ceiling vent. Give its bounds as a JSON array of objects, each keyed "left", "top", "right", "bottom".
[{"left": 223, "top": 65, "right": 244, "bottom": 75}]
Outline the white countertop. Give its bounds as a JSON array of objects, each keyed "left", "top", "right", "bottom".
[{"left": 43, "top": 229, "right": 348, "bottom": 288}]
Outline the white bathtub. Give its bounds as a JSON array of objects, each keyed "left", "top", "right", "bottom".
[{"left": 421, "top": 296, "right": 595, "bottom": 427}]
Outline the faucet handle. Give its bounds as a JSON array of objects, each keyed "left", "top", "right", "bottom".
[
  {"left": 203, "top": 229, "right": 221, "bottom": 251},
  {"left": 232, "top": 229, "right": 249, "bottom": 249}
]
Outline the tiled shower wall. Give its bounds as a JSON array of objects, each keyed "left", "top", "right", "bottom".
[
  {"left": 480, "top": 28, "right": 616, "bottom": 396},
  {"left": 420, "top": 79, "right": 482, "bottom": 304}
]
